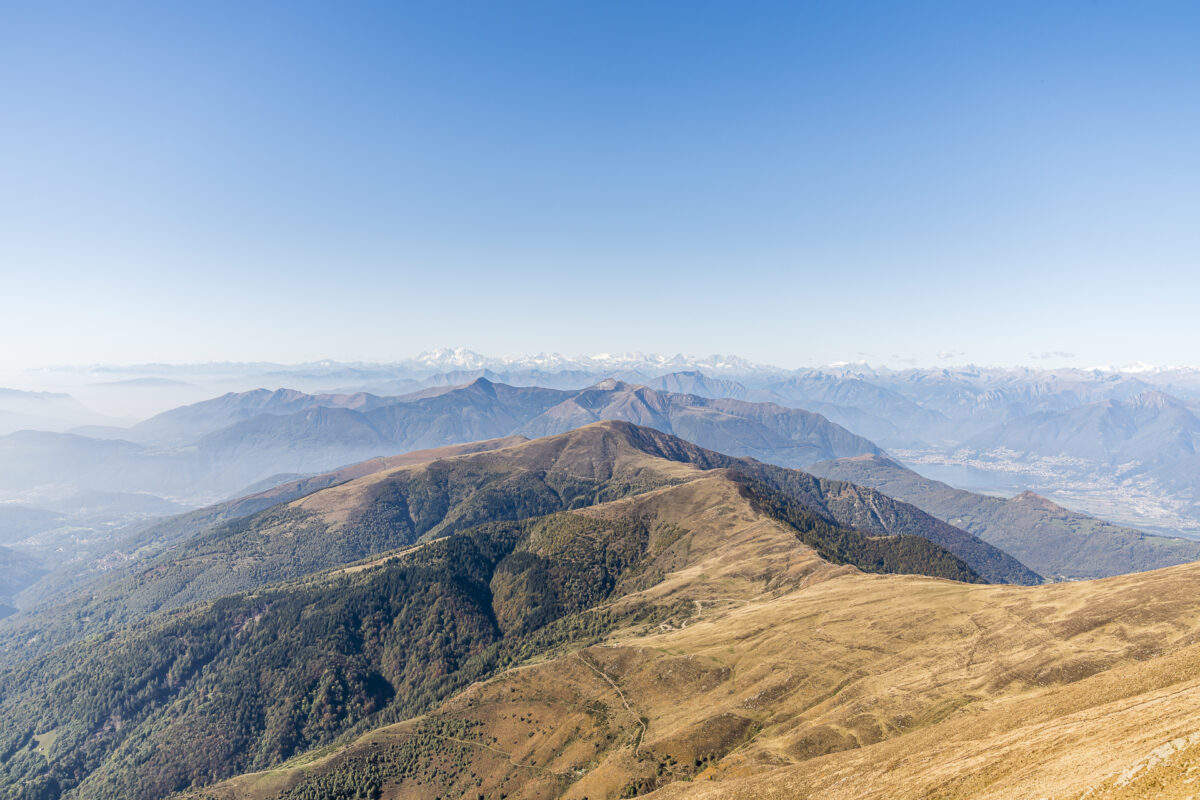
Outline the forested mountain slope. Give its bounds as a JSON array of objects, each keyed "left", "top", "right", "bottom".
[
  {"left": 16, "top": 436, "right": 528, "bottom": 609},
  {"left": 0, "top": 455, "right": 982, "bottom": 799}
]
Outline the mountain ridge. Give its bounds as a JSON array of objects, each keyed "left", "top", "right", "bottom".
[{"left": 182, "top": 507, "right": 1200, "bottom": 800}]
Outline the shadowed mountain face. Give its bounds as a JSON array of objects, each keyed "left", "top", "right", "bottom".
[
  {"left": 0, "top": 432, "right": 156, "bottom": 493},
  {"left": 964, "top": 391, "right": 1200, "bottom": 466},
  {"left": 808, "top": 453, "right": 1200, "bottom": 580},
  {"left": 937, "top": 391, "right": 1200, "bottom": 534},
  {"left": 160, "top": 378, "right": 884, "bottom": 473},
  {"left": 0, "top": 388, "right": 112, "bottom": 436},
  {"left": 752, "top": 373, "right": 949, "bottom": 447},
  {"left": 0, "top": 379, "right": 883, "bottom": 507},
  {"left": 124, "top": 387, "right": 399, "bottom": 444},
  {"left": 644, "top": 370, "right": 751, "bottom": 400},
  {"left": 0, "top": 506, "right": 65, "bottom": 546}
]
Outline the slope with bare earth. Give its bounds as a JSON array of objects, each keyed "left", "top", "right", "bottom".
[
  {"left": 190, "top": 518, "right": 1200, "bottom": 800},
  {"left": 808, "top": 452, "right": 1200, "bottom": 580}
]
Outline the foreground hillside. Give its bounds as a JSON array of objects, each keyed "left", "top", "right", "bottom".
[
  {"left": 190, "top": 527, "right": 1200, "bottom": 800},
  {"left": 0, "top": 424, "right": 996, "bottom": 800},
  {"left": 7, "top": 424, "right": 1199, "bottom": 799}
]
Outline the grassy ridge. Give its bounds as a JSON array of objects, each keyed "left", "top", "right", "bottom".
[{"left": 1, "top": 423, "right": 1032, "bottom": 671}]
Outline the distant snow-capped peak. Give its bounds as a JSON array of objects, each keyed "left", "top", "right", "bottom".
[
  {"left": 401, "top": 350, "right": 776, "bottom": 375},
  {"left": 411, "top": 348, "right": 490, "bottom": 370}
]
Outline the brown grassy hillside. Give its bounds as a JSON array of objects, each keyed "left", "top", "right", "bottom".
[{"left": 186, "top": 468, "right": 1200, "bottom": 800}]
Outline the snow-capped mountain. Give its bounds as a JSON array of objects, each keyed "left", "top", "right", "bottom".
[{"left": 401, "top": 349, "right": 777, "bottom": 377}]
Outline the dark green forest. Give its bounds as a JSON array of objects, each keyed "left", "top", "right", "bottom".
[{"left": 0, "top": 512, "right": 657, "bottom": 800}]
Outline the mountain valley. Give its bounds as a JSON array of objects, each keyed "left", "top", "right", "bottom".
[{"left": 11, "top": 1, "right": 1200, "bottom": 795}]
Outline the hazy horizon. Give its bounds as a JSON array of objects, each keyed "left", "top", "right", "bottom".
[
  {"left": 3, "top": 346, "right": 1199, "bottom": 422},
  {"left": 7, "top": 347, "right": 1200, "bottom": 377}
]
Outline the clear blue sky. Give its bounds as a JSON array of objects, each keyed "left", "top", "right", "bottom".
[{"left": 2, "top": 1, "right": 1198, "bottom": 369}]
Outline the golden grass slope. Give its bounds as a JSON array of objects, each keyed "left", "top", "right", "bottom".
[{"left": 187, "top": 459, "right": 1200, "bottom": 800}]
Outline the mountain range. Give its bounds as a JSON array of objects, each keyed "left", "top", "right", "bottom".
[
  {"left": 0, "top": 379, "right": 882, "bottom": 508},
  {"left": 1, "top": 422, "right": 1198, "bottom": 799},
  {"left": 927, "top": 391, "right": 1200, "bottom": 534},
  {"left": 0, "top": 422, "right": 1022, "bottom": 798},
  {"left": 0, "top": 389, "right": 114, "bottom": 436}
]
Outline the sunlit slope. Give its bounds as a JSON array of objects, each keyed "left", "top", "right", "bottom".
[
  {"left": 194, "top": 533, "right": 1200, "bottom": 800},
  {"left": 0, "top": 471, "right": 845, "bottom": 800},
  {"left": 0, "top": 424, "right": 708, "bottom": 665},
  {"left": 137, "top": 433, "right": 532, "bottom": 553}
]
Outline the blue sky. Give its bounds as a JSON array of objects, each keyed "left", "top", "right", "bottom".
[{"left": 2, "top": 1, "right": 1198, "bottom": 369}]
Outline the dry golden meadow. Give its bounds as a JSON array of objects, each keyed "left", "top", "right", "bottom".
[{"left": 186, "top": 428, "right": 1200, "bottom": 799}]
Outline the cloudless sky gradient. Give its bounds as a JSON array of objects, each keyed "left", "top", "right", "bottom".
[{"left": 2, "top": 1, "right": 1198, "bottom": 369}]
